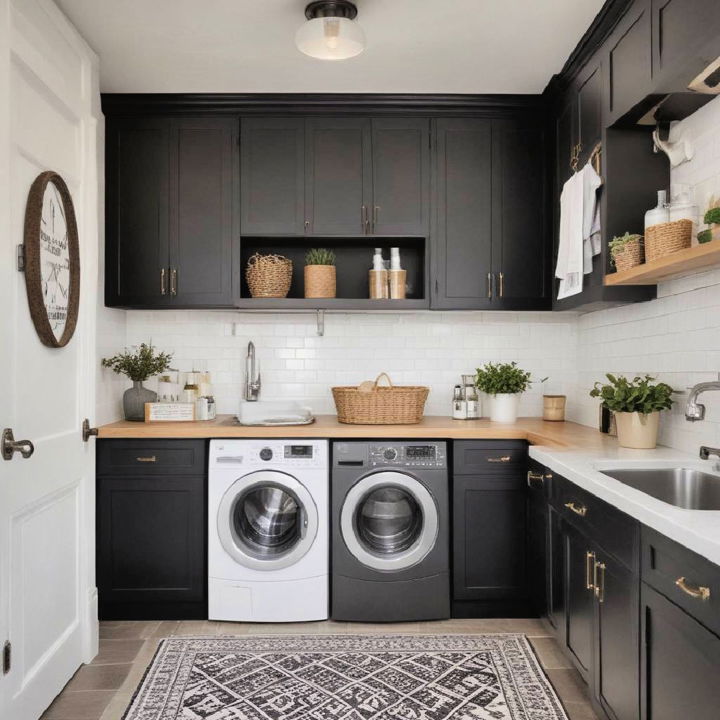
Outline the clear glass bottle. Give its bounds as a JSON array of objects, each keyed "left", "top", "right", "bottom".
[
  {"left": 645, "top": 190, "right": 669, "bottom": 230},
  {"left": 452, "top": 385, "right": 466, "bottom": 420},
  {"left": 462, "top": 374, "right": 480, "bottom": 419}
]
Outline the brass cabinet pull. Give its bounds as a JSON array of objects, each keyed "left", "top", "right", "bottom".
[
  {"left": 487, "top": 272, "right": 493, "bottom": 299},
  {"left": 304, "top": 220, "right": 310, "bottom": 232},
  {"left": 498, "top": 271, "right": 504, "bottom": 298},
  {"left": 373, "top": 205, "right": 379, "bottom": 231},
  {"left": 160, "top": 268, "right": 167, "bottom": 295},
  {"left": 586, "top": 551, "right": 596, "bottom": 590},
  {"left": 564, "top": 501, "right": 587, "bottom": 517},
  {"left": 170, "top": 268, "right": 177, "bottom": 296},
  {"left": 675, "top": 576, "right": 711, "bottom": 601},
  {"left": 595, "top": 561, "right": 606, "bottom": 602},
  {"left": 527, "top": 470, "right": 544, "bottom": 488},
  {"left": 361, "top": 205, "right": 368, "bottom": 233},
  {"left": 136, "top": 456, "right": 157, "bottom": 463},
  {"left": 488, "top": 455, "right": 512, "bottom": 463}
]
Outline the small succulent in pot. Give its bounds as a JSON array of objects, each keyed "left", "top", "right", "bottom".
[
  {"left": 475, "top": 362, "right": 537, "bottom": 423},
  {"left": 589, "top": 373, "right": 674, "bottom": 449},
  {"left": 102, "top": 343, "right": 174, "bottom": 421},
  {"left": 304, "top": 248, "right": 337, "bottom": 299}
]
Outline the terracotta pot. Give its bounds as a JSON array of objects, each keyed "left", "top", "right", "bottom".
[
  {"left": 304, "top": 265, "right": 336, "bottom": 298},
  {"left": 614, "top": 411, "right": 660, "bottom": 449},
  {"left": 487, "top": 393, "right": 521, "bottom": 423}
]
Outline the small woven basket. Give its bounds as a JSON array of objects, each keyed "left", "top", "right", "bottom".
[
  {"left": 644, "top": 220, "right": 692, "bottom": 262},
  {"left": 304, "top": 265, "right": 336, "bottom": 298},
  {"left": 246, "top": 253, "right": 292, "bottom": 298},
  {"left": 332, "top": 373, "right": 429, "bottom": 425},
  {"left": 612, "top": 236, "right": 644, "bottom": 273}
]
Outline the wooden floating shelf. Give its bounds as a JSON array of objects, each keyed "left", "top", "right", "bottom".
[
  {"left": 604, "top": 239, "right": 720, "bottom": 286},
  {"left": 234, "top": 298, "right": 429, "bottom": 310}
]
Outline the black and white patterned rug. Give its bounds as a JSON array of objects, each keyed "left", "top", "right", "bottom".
[{"left": 123, "top": 634, "right": 568, "bottom": 720}]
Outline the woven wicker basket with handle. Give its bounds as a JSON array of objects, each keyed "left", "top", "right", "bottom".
[
  {"left": 246, "top": 253, "right": 292, "bottom": 298},
  {"left": 332, "top": 373, "right": 429, "bottom": 425}
]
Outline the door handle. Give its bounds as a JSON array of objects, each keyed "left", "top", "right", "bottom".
[
  {"left": 1, "top": 428, "right": 34, "bottom": 461},
  {"left": 564, "top": 501, "right": 587, "bottom": 517},
  {"left": 594, "top": 561, "right": 606, "bottom": 602},
  {"left": 487, "top": 272, "right": 493, "bottom": 299},
  {"left": 527, "top": 470, "right": 544, "bottom": 488},
  {"left": 361, "top": 205, "right": 368, "bottom": 233},
  {"left": 675, "top": 576, "right": 711, "bottom": 601},
  {"left": 498, "top": 272, "right": 504, "bottom": 298},
  {"left": 487, "top": 455, "right": 511, "bottom": 463},
  {"left": 299, "top": 507, "right": 307, "bottom": 539},
  {"left": 136, "top": 456, "right": 157, "bottom": 463},
  {"left": 82, "top": 419, "right": 98, "bottom": 443},
  {"left": 160, "top": 267, "right": 167, "bottom": 295},
  {"left": 170, "top": 267, "right": 177, "bottom": 296},
  {"left": 585, "top": 550, "right": 596, "bottom": 590},
  {"left": 373, "top": 205, "right": 379, "bottom": 232}
]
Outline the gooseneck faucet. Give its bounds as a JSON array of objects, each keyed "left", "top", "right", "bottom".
[
  {"left": 685, "top": 378, "right": 720, "bottom": 421},
  {"left": 245, "top": 341, "right": 261, "bottom": 401}
]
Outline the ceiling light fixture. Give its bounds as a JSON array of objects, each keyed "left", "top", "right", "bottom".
[{"left": 295, "top": 1, "right": 366, "bottom": 61}]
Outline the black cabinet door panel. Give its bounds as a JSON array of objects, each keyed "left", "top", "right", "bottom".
[
  {"left": 306, "top": 118, "right": 371, "bottom": 235},
  {"left": 577, "top": 63, "right": 603, "bottom": 165},
  {"left": 565, "top": 523, "right": 594, "bottom": 677},
  {"left": 170, "top": 118, "right": 237, "bottom": 306},
  {"left": 641, "top": 583, "right": 720, "bottom": 720},
  {"left": 433, "top": 119, "right": 492, "bottom": 309},
  {"left": 241, "top": 118, "right": 305, "bottom": 235},
  {"left": 106, "top": 118, "right": 170, "bottom": 307},
  {"left": 371, "top": 118, "right": 429, "bottom": 236}
]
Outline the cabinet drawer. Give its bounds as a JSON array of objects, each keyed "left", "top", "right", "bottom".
[
  {"left": 554, "top": 474, "right": 639, "bottom": 571},
  {"left": 97, "top": 440, "right": 207, "bottom": 476},
  {"left": 642, "top": 526, "right": 720, "bottom": 637},
  {"left": 453, "top": 441, "right": 527, "bottom": 475}
]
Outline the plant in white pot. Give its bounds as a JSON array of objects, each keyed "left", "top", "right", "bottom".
[
  {"left": 475, "top": 362, "right": 534, "bottom": 423},
  {"left": 589, "top": 374, "right": 674, "bottom": 449}
]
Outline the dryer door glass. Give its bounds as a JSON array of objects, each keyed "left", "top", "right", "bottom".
[
  {"left": 234, "top": 486, "right": 301, "bottom": 557},
  {"left": 356, "top": 487, "right": 422, "bottom": 555}
]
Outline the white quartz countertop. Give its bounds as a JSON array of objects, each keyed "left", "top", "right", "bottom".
[{"left": 530, "top": 444, "right": 720, "bottom": 567}]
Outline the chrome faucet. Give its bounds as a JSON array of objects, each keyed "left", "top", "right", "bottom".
[
  {"left": 685, "top": 377, "right": 720, "bottom": 421},
  {"left": 700, "top": 446, "right": 720, "bottom": 460},
  {"left": 245, "top": 341, "right": 261, "bottom": 401}
]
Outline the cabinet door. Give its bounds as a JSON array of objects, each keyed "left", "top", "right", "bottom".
[
  {"left": 577, "top": 63, "right": 603, "bottom": 166},
  {"left": 453, "top": 475, "right": 527, "bottom": 601},
  {"left": 105, "top": 118, "right": 171, "bottom": 307},
  {"left": 241, "top": 118, "right": 305, "bottom": 235},
  {"left": 432, "top": 119, "right": 493, "bottom": 309},
  {"left": 370, "top": 118, "right": 429, "bottom": 236},
  {"left": 594, "top": 552, "right": 640, "bottom": 720},
  {"left": 564, "top": 523, "right": 595, "bottom": 678},
  {"left": 306, "top": 118, "right": 371, "bottom": 235},
  {"left": 97, "top": 475, "right": 206, "bottom": 619},
  {"left": 492, "top": 120, "right": 548, "bottom": 309},
  {"left": 527, "top": 467, "right": 548, "bottom": 617},
  {"left": 641, "top": 583, "right": 720, "bottom": 720},
  {"left": 169, "top": 118, "right": 238, "bottom": 307},
  {"left": 546, "top": 505, "right": 565, "bottom": 632}
]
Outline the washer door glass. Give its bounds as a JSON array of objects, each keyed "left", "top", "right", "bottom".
[
  {"left": 341, "top": 471, "right": 438, "bottom": 572},
  {"left": 218, "top": 470, "right": 318, "bottom": 571}
]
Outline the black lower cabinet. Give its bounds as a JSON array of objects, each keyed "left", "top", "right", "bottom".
[
  {"left": 96, "top": 440, "right": 207, "bottom": 620},
  {"left": 546, "top": 505, "right": 565, "bottom": 632},
  {"left": 564, "top": 524, "right": 595, "bottom": 678},
  {"left": 641, "top": 583, "right": 720, "bottom": 720}
]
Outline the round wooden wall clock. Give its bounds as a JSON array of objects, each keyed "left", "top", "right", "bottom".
[{"left": 23, "top": 171, "right": 80, "bottom": 348}]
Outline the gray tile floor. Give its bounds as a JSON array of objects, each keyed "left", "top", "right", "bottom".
[{"left": 40, "top": 619, "right": 599, "bottom": 720}]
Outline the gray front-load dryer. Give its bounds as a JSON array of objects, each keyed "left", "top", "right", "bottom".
[{"left": 331, "top": 441, "right": 450, "bottom": 622}]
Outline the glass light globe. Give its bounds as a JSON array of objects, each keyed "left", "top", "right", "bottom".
[{"left": 295, "top": 16, "right": 366, "bottom": 60}]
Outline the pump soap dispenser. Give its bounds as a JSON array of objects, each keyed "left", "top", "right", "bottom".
[
  {"left": 369, "top": 248, "right": 389, "bottom": 299},
  {"left": 388, "top": 247, "right": 407, "bottom": 300}
]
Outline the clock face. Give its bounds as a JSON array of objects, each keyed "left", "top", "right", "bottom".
[{"left": 39, "top": 180, "right": 71, "bottom": 341}]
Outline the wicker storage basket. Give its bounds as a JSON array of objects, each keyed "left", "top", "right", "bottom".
[
  {"left": 612, "top": 236, "right": 644, "bottom": 273},
  {"left": 246, "top": 253, "right": 292, "bottom": 298},
  {"left": 332, "top": 373, "right": 429, "bottom": 425},
  {"left": 304, "top": 265, "right": 336, "bottom": 298},
  {"left": 644, "top": 220, "right": 692, "bottom": 262}
]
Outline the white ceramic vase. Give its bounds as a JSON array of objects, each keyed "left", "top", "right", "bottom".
[
  {"left": 488, "top": 393, "right": 521, "bottom": 423},
  {"left": 614, "top": 411, "right": 660, "bottom": 449}
]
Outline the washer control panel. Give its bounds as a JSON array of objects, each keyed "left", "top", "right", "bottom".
[
  {"left": 368, "top": 443, "right": 446, "bottom": 468},
  {"left": 211, "top": 440, "right": 327, "bottom": 468}
]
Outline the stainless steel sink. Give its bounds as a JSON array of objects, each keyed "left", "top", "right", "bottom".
[{"left": 600, "top": 467, "right": 720, "bottom": 510}]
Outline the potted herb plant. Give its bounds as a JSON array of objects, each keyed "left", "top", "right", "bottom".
[
  {"left": 475, "top": 361, "right": 534, "bottom": 423},
  {"left": 102, "top": 343, "right": 174, "bottom": 421},
  {"left": 304, "top": 248, "right": 336, "bottom": 299},
  {"left": 701, "top": 206, "right": 720, "bottom": 244},
  {"left": 609, "top": 232, "right": 644, "bottom": 272},
  {"left": 589, "top": 374, "right": 674, "bottom": 449}
]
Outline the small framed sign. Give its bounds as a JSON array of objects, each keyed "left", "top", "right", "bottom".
[{"left": 144, "top": 402, "right": 196, "bottom": 422}]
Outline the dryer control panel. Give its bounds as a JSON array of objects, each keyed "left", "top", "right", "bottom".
[{"left": 364, "top": 443, "right": 447, "bottom": 468}]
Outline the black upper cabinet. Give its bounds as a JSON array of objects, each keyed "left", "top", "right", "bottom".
[
  {"left": 577, "top": 63, "right": 603, "bottom": 165},
  {"left": 240, "top": 118, "right": 305, "bottom": 235},
  {"left": 106, "top": 116, "right": 239, "bottom": 309},
  {"left": 433, "top": 118, "right": 493, "bottom": 310},
  {"left": 370, "top": 118, "right": 430, "bottom": 236},
  {"left": 306, "top": 118, "right": 371, "bottom": 236},
  {"left": 106, "top": 118, "right": 171, "bottom": 308},
  {"left": 492, "top": 120, "right": 549, "bottom": 309}
]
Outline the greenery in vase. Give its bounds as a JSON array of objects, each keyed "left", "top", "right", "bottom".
[
  {"left": 101, "top": 343, "right": 173, "bottom": 382},
  {"left": 305, "top": 248, "right": 336, "bottom": 266},
  {"left": 589, "top": 374, "right": 674, "bottom": 414},
  {"left": 608, "top": 232, "right": 643, "bottom": 267},
  {"left": 475, "top": 362, "right": 535, "bottom": 395}
]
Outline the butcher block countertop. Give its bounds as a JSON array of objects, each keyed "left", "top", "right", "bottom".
[{"left": 97, "top": 414, "right": 611, "bottom": 449}]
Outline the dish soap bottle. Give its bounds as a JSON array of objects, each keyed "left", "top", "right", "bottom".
[
  {"left": 369, "top": 248, "right": 388, "bottom": 299},
  {"left": 645, "top": 190, "right": 669, "bottom": 230}
]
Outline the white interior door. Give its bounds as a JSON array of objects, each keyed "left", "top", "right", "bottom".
[{"left": 0, "top": 1, "right": 100, "bottom": 718}]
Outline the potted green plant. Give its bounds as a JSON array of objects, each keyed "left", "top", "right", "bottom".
[
  {"left": 609, "top": 232, "right": 644, "bottom": 272},
  {"left": 475, "top": 361, "right": 534, "bottom": 423},
  {"left": 701, "top": 206, "right": 720, "bottom": 244},
  {"left": 102, "top": 343, "right": 174, "bottom": 421},
  {"left": 589, "top": 374, "right": 674, "bottom": 449},
  {"left": 304, "top": 248, "right": 336, "bottom": 299}
]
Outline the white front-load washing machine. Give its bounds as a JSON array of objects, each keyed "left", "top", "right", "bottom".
[{"left": 209, "top": 439, "right": 329, "bottom": 622}]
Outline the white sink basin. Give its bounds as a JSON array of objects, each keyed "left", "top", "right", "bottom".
[{"left": 236, "top": 401, "right": 314, "bottom": 426}]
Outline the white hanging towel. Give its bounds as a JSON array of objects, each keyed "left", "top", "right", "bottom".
[{"left": 555, "top": 163, "right": 603, "bottom": 299}]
